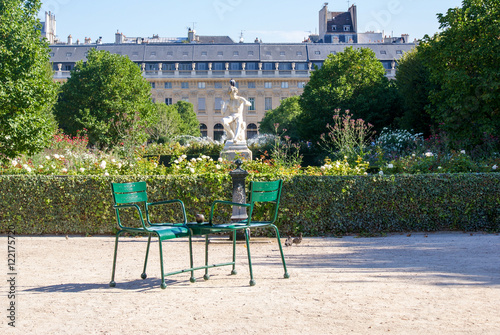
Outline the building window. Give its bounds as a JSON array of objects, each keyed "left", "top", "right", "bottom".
[
  {"left": 296, "top": 63, "right": 308, "bottom": 70},
  {"left": 182, "top": 52, "right": 189, "bottom": 56},
  {"left": 280, "top": 51, "right": 286, "bottom": 56},
  {"left": 164, "top": 82, "right": 172, "bottom": 89},
  {"left": 217, "top": 51, "right": 223, "bottom": 56},
  {"left": 331, "top": 25, "right": 337, "bottom": 31},
  {"left": 264, "top": 82, "right": 272, "bottom": 89},
  {"left": 198, "top": 82, "right": 206, "bottom": 89},
  {"left": 248, "top": 51, "right": 254, "bottom": 56},
  {"left": 344, "top": 25, "right": 350, "bottom": 31},
  {"left": 214, "top": 82, "right": 223, "bottom": 89},
  {"left": 265, "top": 97, "right": 272, "bottom": 110},
  {"left": 150, "top": 52, "right": 156, "bottom": 56},
  {"left": 296, "top": 51, "right": 303, "bottom": 56},
  {"left": 163, "top": 63, "right": 175, "bottom": 71},
  {"left": 213, "top": 123, "right": 224, "bottom": 141},
  {"left": 314, "top": 51, "right": 321, "bottom": 55},
  {"left": 200, "top": 124, "right": 208, "bottom": 137},
  {"left": 248, "top": 81, "right": 256, "bottom": 89},
  {"left": 167, "top": 51, "right": 173, "bottom": 56},
  {"left": 298, "top": 81, "right": 306, "bottom": 88},
  {"left": 197, "top": 63, "right": 207, "bottom": 70},
  {"left": 248, "top": 98, "right": 255, "bottom": 111},
  {"left": 180, "top": 63, "right": 190, "bottom": 71},
  {"left": 263, "top": 63, "right": 273, "bottom": 71},
  {"left": 66, "top": 52, "right": 72, "bottom": 57},
  {"left": 265, "top": 51, "right": 271, "bottom": 56},
  {"left": 247, "top": 62, "right": 257, "bottom": 70},
  {"left": 201, "top": 51, "right": 208, "bottom": 56},
  {"left": 182, "top": 97, "right": 189, "bottom": 102},
  {"left": 165, "top": 98, "right": 172, "bottom": 105},
  {"left": 151, "top": 82, "right": 156, "bottom": 89},
  {"left": 230, "top": 62, "right": 240, "bottom": 70},
  {"left": 64, "top": 65, "right": 71, "bottom": 71},
  {"left": 214, "top": 97, "right": 223, "bottom": 110},
  {"left": 247, "top": 123, "right": 258, "bottom": 139},
  {"left": 233, "top": 51, "right": 239, "bottom": 56},
  {"left": 281, "top": 81, "right": 289, "bottom": 89},
  {"left": 181, "top": 82, "right": 189, "bottom": 89},
  {"left": 380, "top": 50, "right": 387, "bottom": 54},
  {"left": 213, "top": 62, "right": 224, "bottom": 70},
  {"left": 396, "top": 50, "right": 403, "bottom": 54},
  {"left": 198, "top": 98, "right": 206, "bottom": 111}
]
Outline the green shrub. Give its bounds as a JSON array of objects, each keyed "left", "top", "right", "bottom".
[{"left": 1, "top": 174, "right": 498, "bottom": 236}]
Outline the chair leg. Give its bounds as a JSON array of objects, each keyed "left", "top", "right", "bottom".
[
  {"left": 244, "top": 228, "right": 255, "bottom": 286},
  {"left": 203, "top": 235, "right": 210, "bottom": 280},
  {"left": 141, "top": 234, "right": 152, "bottom": 280},
  {"left": 157, "top": 235, "right": 167, "bottom": 289},
  {"left": 109, "top": 231, "right": 122, "bottom": 287},
  {"left": 231, "top": 231, "right": 237, "bottom": 275},
  {"left": 188, "top": 234, "right": 196, "bottom": 283},
  {"left": 271, "top": 224, "right": 290, "bottom": 279}
]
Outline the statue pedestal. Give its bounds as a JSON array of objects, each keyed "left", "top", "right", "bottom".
[{"left": 220, "top": 141, "right": 252, "bottom": 161}]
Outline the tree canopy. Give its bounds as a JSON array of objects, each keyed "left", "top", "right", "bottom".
[
  {"left": 0, "top": 0, "right": 58, "bottom": 160},
  {"left": 259, "top": 96, "right": 302, "bottom": 141},
  {"left": 419, "top": 0, "right": 500, "bottom": 145},
  {"left": 174, "top": 100, "right": 201, "bottom": 138},
  {"left": 55, "top": 49, "right": 156, "bottom": 149},
  {"left": 298, "top": 46, "right": 397, "bottom": 143}
]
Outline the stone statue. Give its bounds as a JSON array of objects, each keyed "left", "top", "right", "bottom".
[{"left": 221, "top": 79, "right": 251, "bottom": 144}]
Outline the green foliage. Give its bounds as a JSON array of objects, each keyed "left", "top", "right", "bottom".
[
  {"left": 146, "top": 103, "right": 183, "bottom": 143},
  {"left": 319, "top": 109, "right": 375, "bottom": 161},
  {"left": 375, "top": 128, "right": 424, "bottom": 158},
  {"left": 0, "top": 0, "right": 58, "bottom": 161},
  {"left": 174, "top": 100, "right": 201, "bottom": 137},
  {"left": 1, "top": 174, "right": 498, "bottom": 235},
  {"left": 395, "top": 49, "right": 435, "bottom": 136},
  {"left": 419, "top": 0, "right": 500, "bottom": 146},
  {"left": 298, "top": 46, "right": 393, "bottom": 143},
  {"left": 54, "top": 49, "right": 156, "bottom": 149},
  {"left": 259, "top": 96, "right": 303, "bottom": 141}
]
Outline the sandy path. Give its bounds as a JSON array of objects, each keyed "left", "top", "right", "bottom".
[{"left": 1, "top": 232, "right": 499, "bottom": 334}]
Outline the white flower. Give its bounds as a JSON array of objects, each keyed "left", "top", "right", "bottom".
[
  {"left": 11, "top": 160, "right": 18, "bottom": 167},
  {"left": 387, "top": 163, "right": 394, "bottom": 169},
  {"left": 424, "top": 152, "right": 434, "bottom": 157},
  {"left": 379, "top": 171, "right": 384, "bottom": 176},
  {"left": 111, "top": 159, "right": 116, "bottom": 163},
  {"left": 54, "top": 154, "right": 60, "bottom": 159},
  {"left": 173, "top": 159, "right": 179, "bottom": 164},
  {"left": 61, "top": 168, "right": 68, "bottom": 173},
  {"left": 5, "top": 135, "right": 10, "bottom": 140},
  {"left": 181, "top": 154, "right": 187, "bottom": 159},
  {"left": 191, "top": 158, "right": 197, "bottom": 163},
  {"left": 39, "top": 165, "right": 44, "bottom": 169},
  {"left": 23, "top": 164, "right": 32, "bottom": 173},
  {"left": 45, "top": 156, "right": 51, "bottom": 160},
  {"left": 79, "top": 168, "right": 85, "bottom": 173},
  {"left": 59, "top": 155, "right": 65, "bottom": 159},
  {"left": 493, "top": 165, "right": 498, "bottom": 170},
  {"left": 117, "top": 163, "right": 122, "bottom": 169},
  {"left": 175, "top": 165, "right": 180, "bottom": 169},
  {"left": 218, "top": 157, "right": 223, "bottom": 162},
  {"left": 189, "top": 167, "right": 195, "bottom": 174},
  {"left": 197, "top": 157, "right": 202, "bottom": 161},
  {"left": 104, "top": 171, "right": 109, "bottom": 176},
  {"left": 460, "top": 150, "right": 466, "bottom": 154},
  {"left": 438, "top": 166, "right": 442, "bottom": 169},
  {"left": 320, "top": 166, "right": 326, "bottom": 171},
  {"left": 202, "top": 155, "right": 208, "bottom": 159},
  {"left": 100, "top": 160, "right": 107, "bottom": 169},
  {"left": 216, "top": 164, "right": 221, "bottom": 170}
]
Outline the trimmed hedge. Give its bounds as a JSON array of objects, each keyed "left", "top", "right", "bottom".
[{"left": 0, "top": 174, "right": 499, "bottom": 235}]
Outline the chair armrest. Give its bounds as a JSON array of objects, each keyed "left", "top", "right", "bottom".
[
  {"left": 209, "top": 200, "right": 251, "bottom": 224},
  {"left": 146, "top": 199, "right": 187, "bottom": 225},
  {"left": 113, "top": 204, "right": 149, "bottom": 230}
]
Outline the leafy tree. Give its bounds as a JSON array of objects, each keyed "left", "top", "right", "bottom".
[
  {"left": 259, "top": 96, "right": 302, "bottom": 141},
  {"left": 395, "top": 49, "right": 434, "bottom": 136},
  {"left": 298, "top": 46, "right": 396, "bottom": 143},
  {"left": 146, "top": 103, "right": 182, "bottom": 143},
  {"left": 419, "top": 0, "right": 500, "bottom": 146},
  {"left": 0, "top": 0, "right": 58, "bottom": 160},
  {"left": 174, "top": 100, "right": 201, "bottom": 137},
  {"left": 55, "top": 49, "right": 156, "bottom": 149}
]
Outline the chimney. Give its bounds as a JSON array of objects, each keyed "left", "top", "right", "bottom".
[{"left": 67, "top": 34, "right": 72, "bottom": 45}]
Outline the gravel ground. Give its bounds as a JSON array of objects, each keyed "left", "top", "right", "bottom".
[{"left": 2, "top": 232, "right": 499, "bottom": 334}]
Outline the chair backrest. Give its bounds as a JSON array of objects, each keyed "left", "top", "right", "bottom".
[
  {"left": 248, "top": 180, "right": 283, "bottom": 224},
  {"left": 111, "top": 181, "right": 148, "bottom": 205}
]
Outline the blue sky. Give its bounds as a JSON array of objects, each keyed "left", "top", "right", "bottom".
[{"left": 38, "top": 0, "right": 463, "bottom": 44}]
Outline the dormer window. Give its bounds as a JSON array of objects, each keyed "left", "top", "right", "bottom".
[
  {"left": 343, "top": 25, "right": 350, "bottom": 31},
  {"left": 331, "top": 25, "right": 337, "bottom": 31}
]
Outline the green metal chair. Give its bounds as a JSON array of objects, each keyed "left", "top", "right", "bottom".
[
  {"left": 187, "top": 179, "right": 289, "bottom": 286},
  {"left": 109, "top": 181, "right": 195, "bottom": 289}
]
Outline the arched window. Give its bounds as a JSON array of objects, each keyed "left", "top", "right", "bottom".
[
  {"left": 213, "top": 123, "right": 224, "bottom": 141},
  {"left": 200, "top": 123, "right": 207, "bottom": 137},
  {"left": 247, "top": 123, "right": 258, "bottom": 139}
]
